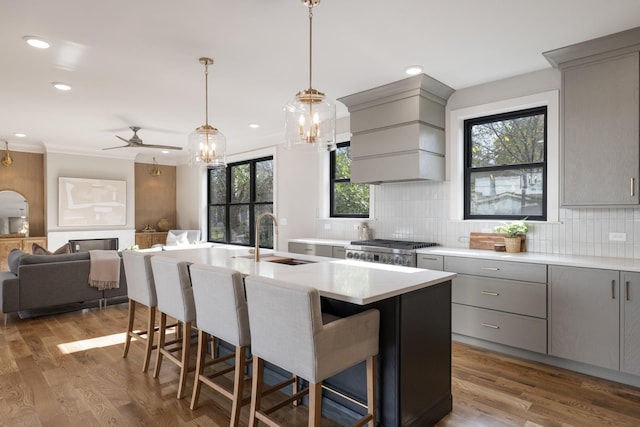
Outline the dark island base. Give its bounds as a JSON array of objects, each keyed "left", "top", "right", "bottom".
[{"left": 321, "top": 280, "right": 452, "bottom": 427}]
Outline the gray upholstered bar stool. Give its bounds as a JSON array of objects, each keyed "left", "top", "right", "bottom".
[
  {"left": 150, "top": 256, "right": 197, "bottom": 399},
  {"left": 189, "top": 264, "right": 252, "bottom": 426},
  {"left": 121, "top": 250, "right": 164, "bottom": 372},
  {"left": 244, "top": 275, "right": 380, "bottom": 427}
]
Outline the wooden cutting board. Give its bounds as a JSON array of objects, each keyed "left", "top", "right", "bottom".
[{"left": 469, "top": 232, "right": 526, "bottom": 251}]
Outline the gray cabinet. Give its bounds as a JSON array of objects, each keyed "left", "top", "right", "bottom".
[
  {"left": 561, "top": 52, "right": 639, "bottom": 206},
  {"left": 445, "top": 257, "right": 547, "bottom": 353},
  {"left": 622, "top": 272, "right": 640, "bottom": 375},
  {"left": 549, "top": 266, "right": 620, "bottom": 370},
  {"left": 288, "top": 241, "right": 346, "bottom": 259},
  {"left": 416, "top": 254, "right": 444, "bottom": 270}
]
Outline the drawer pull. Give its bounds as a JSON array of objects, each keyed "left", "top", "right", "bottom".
[
  {"left": 481, "top": 323, "right": 500, "bottom": 329},
  {"left": 421, "top": 257, "right": 438, "bottom": 261},
  {"left": 612, "top": 280, "right": 616, "bottom": 299},
  {"left": 481, "top": 267, "right": 500, "bottom": 271},
  {"left": 626, "top": 281, "right": 630, "bottom": 301},
  {"left": 303, "top": 248, "right": 313, "bottom": 252},
  {"left": 481, "top": 291, "right": 499, "bottom": 296}
]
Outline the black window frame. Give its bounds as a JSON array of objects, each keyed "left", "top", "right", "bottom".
[
  {"left": 464, "top": 106, "right": 547, "bottom": 221},
  {"left": 330, "top": 141, "right": 369, "bottom": 218},
  {"left": 207, "top": 155, "right": 274, "bottom": 248}
]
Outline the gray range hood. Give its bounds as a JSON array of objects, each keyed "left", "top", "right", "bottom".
[{"left": 338, "top": 74, "right": 454, "bottom": 184}]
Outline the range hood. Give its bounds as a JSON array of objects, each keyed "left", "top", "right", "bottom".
[{"left": 338, "top": 74, "right": 454, "bottom": 184}]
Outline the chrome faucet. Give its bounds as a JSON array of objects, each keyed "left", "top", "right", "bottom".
[{"left": 255, "top": 212, "right": 278, "bottom": 261}]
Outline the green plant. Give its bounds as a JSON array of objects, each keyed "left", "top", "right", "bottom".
[{"left": 494, "top": 219, "right": 528, "bottom": 237}]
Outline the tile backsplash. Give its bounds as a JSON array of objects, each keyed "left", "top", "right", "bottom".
[{"left": 317, "top": 180, "right": 640, "bottom": 259}]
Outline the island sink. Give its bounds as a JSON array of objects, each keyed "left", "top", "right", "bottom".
[{"left": 234, "top": 254, "right": 315, "bottom": 266}]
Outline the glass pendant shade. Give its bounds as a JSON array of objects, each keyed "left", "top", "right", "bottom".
[
  {"left": 189, "top": 124, "right": 226, "bottom": 167},
  {"left": 189, "top": 57, "right": 226, "bottom": 167},
  {"left": 285, "top": 89, "right": 336, "bottom": 151}
]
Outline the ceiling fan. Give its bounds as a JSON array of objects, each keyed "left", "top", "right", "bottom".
[{"left": 103, "top": 126, "right": 183, "bottom": 150}]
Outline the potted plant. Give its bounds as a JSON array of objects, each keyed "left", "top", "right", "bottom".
[{"left": 494, "top": 219, "right": 528, "bottom": 253}]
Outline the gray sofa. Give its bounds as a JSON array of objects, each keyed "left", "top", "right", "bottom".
[{"left": 0, "top": 249, "right": 128, "bottom": 321}]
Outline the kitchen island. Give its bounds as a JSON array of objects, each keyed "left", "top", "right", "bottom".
[{"left": 154, "top": 246, "right": 456, "bottom": 426}]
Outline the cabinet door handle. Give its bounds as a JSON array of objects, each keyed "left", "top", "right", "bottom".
[
  {"left": 626, "top": 281, "right": 630, "bottom": 301},
  {"left": 303, "top": 248, "right": 313, "bottom": 252},
  {"left": 611, "top": 280, "right": 616, "bottom": 299},
  {"left": 481, "top": 323, "right": 500, "bottom": 329},
  {"left": 481, "top": 291, "right": 499, "bottom": 296},
  {"left": 481, "top": 267, "right": 499, "bottom": 271},
  {"left": 632, "top": 177, "right": 636, "bottom": 197}
]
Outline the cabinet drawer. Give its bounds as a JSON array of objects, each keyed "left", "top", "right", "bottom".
[
  {"left": 288, "top": 242, "right": 333, "bottom": 257},
  {"left": 453, "top": 274, "right": 546, "bottom": 318},
  {"left": 445, "top": 256, "right": 546, "bottom": 283},
  {"left": 453, "top": 304, "right": 547, "bottom": 354},
  {"left": 417, "top": 254, "right": 444, "bottom": 270}
]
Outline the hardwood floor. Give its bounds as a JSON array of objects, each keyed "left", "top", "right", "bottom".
[{"left": 1, "top": 302, "right": 639, "bottom": 426}]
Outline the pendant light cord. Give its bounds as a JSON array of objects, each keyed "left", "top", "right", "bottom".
[
  {"left": 204, "top": 61, "right": 209, "bottom": 127},
  {"left": 308, "top": 3, "right": 313, "bottom": 91}
]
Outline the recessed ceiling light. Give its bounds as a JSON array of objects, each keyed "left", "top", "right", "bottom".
[
  {"left": 249, "top": 123, "right": 260, "bottom": 129},
  {"left": 23, "top": 36, "right": 50, "bottom": 49},
  {"left": 405, "top": 65, "right": 423, "bottom": 76},
  {"left": 52, "top": 82, "right": 71, "bottom": 91},
  {"left": 14, "top": 133, "right": 26, "bottom": 138},
  {"left": 161, "top": 150, "right": 170, "bottom": 154}
]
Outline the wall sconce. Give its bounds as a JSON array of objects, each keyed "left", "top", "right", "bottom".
[
  {"left": 150, "top": 157, "right": 161, "bottom": 177},
  {"left": 1, "top": 141, "right": 13, "bottom": 167}
]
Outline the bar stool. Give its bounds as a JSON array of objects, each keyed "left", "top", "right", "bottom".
[
  {"left": 121, "top": 250, "right": 165, "bottom": 372},
  {"left": 244, "top": 275, "right": 380, "bottom": 427},
  {"left": 150, "top": 256, "right": 197, "bottom": 399},
  {"left": 189, "top": 264, "right": 252, "bottom": 426}
]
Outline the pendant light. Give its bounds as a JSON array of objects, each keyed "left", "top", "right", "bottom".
[
  {"left": 188, "top": 57, "right": 226, "bottom": 167},
  {"left": 1, "top": 141, "right": 13, "bottom": 167},
  {"left": 284, "top": 0, "right": 336, "bottom": 152},
  {"left": 150, "top": 157, "right": 161, "bottom": 177}
]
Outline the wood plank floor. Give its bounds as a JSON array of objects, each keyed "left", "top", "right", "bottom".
[{"left": 1, "top": 302, "right": 639, "bottom": 426}]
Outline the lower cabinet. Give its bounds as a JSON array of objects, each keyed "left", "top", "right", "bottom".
[
  {"left": 0, "top": 236, "right": 48, "bottom": 271},
  {"left": 445, "top": 256, "right": 548, "bottom": 354},
  {"left": 621, "top": 272, "right": 640, "bottom": 375},
  {"left": 549, "top": 266, "right": 620, "bottom": 370},
  {"left": 288, "top": 242, "right": 343, "bottom": 259},
  {"left": 135, "top": 232, "right": 167, "bottom": 249}
]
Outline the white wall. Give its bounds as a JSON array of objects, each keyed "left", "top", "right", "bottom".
[{"left": 45, "top": 152, "right": 136, "bottom": 250}]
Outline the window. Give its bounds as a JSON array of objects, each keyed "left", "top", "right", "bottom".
[
  {"left": 464, "top": 106, "right": 547, "bottom": 220},
  {"left": 208, "top": 156, "right": 274, "bottom": 248},
  {"left": 330, "top": 141, "right": 369, "bottom": 217}
]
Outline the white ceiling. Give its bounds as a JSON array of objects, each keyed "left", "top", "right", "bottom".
[{"left": 2, "top": 0, "right": 640, "bottom": 164}]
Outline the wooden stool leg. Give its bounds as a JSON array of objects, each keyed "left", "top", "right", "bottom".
[
  {"left": 153, "top": 312, "right": 167, "bottom": 378},
  {"left": 248, "top": 355, "right": 264, "bottom": 427},
  {"left": 122, "top": 299, "right": 135, "bottom": 358},
  {"left": 190, "top": 330, "right": 207, "bottom": 410},
  {"left": 366, "top": 355, "right": 377, "bottom": 427},
  {"left": 230, "top": 346, "right": 247, "bottom": 427},
  {"left": 308, "top": 382, "right": 322, "bottom": 427},
  {"left": 177, "top": 321, "right": 191, "bottom": 399},
  {"left": 142, "top": 306, "right": 156, "bottom": 373}
]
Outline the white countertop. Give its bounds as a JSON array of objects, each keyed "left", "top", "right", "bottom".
[
  {"left": 153, "top": 246, "right": 455, "bottom": 305},
  {"left": 288, "top": 237, "right": 352, "bottom": 246},
  {"left": 417, "top": 246, "right": 640, "bottom": 272}
]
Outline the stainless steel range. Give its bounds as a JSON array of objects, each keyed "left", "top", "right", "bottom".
[{"left": 345, "top": 239, "right": 438, "bottom": 267}]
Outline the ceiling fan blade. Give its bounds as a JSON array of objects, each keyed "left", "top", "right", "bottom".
[
  {"left": 102, "top": 145, "right": 130, "bottom": 150},
  {"left": 115, "top": 135, "right": 131, "bottom": 143},
  {"left": 142, "top": 144, "right": 183, "bottom": 150}
]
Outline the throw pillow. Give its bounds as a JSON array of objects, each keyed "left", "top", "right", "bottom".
[
  {"left": 166, "top": 230, "right": 189, "bottom": 246},
  {"left": 7, "top": 248, "right": 25, "bottom": 275},
  {"left": 32, "top": 242, "right": 72, "bottom": 255}
]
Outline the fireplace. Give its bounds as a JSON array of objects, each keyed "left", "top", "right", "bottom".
[{"left": 69, "top": 237, "right": 119, "bottom": 253}]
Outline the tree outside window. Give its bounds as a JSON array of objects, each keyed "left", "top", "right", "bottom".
[
  {"left": 330, "top": 142, "right": 369, "bottom": 217},
  {"left": 208, "top": 156, "right": 274, "bottom": 247},
  {"left": 464, "top": 106, "right": 547, "bottom": 220}
]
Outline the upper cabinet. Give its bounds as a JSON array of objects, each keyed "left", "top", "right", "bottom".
[{"left": 544, "top": 27, "right": 640, "bottom": 207}]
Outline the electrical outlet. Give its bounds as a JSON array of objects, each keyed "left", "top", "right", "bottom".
[{"left": 609, "top": 232, "right": 627, "bottom": 242}]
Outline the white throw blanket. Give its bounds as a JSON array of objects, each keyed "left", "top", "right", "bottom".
[{"left": 88, "top": 250, "right": 121, "bottom": 290}]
